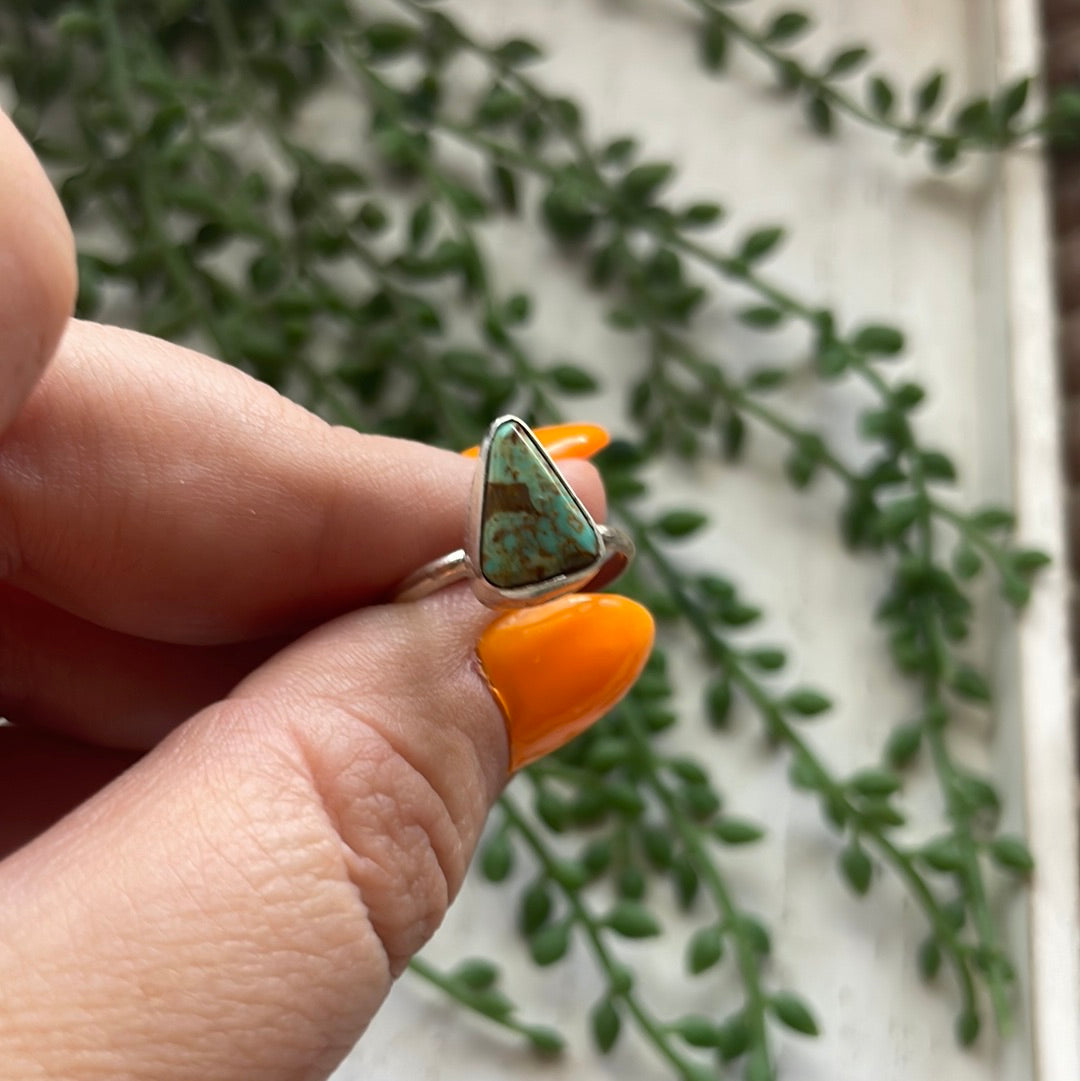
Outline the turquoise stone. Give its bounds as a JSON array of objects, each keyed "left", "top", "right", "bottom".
[{"left": 480, "top": 419, "right": 600, "bottom": 589}]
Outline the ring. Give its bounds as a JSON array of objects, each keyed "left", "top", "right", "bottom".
[{"left": 393, "top": 415, "right": 635, "bottom": 609}]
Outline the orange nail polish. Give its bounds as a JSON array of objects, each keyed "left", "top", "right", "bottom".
[
  {"left": 477, "top": 594, "right": 654, "bottom": 772},
  {"left": 462, "top": 423, "right": 611, "bottom": 460}
]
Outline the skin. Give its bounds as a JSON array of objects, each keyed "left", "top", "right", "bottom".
[{"left": 0, "top": 111, "right": 609, "bottom": 1079}]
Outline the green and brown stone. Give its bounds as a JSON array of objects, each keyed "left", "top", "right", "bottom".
[{"left": 479, "top": 419, "right": 600, "bottom": 589}]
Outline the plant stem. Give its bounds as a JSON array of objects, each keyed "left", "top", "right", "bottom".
[
  {"left": 616, "top": 499, "right": 982, "bottom": 1022},
  {"left": 500, "top": 793, "right": 703, "bottom": 1079},
  {"left": 621, "top": 700, "right": 775, "bottom": 1078}
]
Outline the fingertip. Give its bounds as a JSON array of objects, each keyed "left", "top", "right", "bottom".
[
  {"left": 477, "top": 592, "right": 655, "bottom": 771},
  {"left": 0, "top": 110, "right": 77, "bottom": 432},
  {"left": 461, "top": 422, "right": 611, "bottom": 460}
]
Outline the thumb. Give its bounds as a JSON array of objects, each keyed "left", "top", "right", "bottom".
[{"left": 0, "top": 587, "right": 653, "bottom": 1081}]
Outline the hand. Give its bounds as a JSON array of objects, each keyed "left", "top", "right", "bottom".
[{"left": 0, "top": 111, "right": 654, "bottom": 1079}]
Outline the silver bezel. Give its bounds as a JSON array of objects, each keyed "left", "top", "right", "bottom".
[{"left": 465, "top": 415, "right": 607, "bottom": 609}]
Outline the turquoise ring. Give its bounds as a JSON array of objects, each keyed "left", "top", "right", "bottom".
[{"left": 393, "top": 415, "right": 635, "bottom": 609}]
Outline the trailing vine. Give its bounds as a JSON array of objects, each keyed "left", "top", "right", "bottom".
[
  {"left": 670, "top": 0, "right": 1080, "bottom": 165},
  {"left": 0, "top": 1, "right": 1048, "bottom": 1077}
]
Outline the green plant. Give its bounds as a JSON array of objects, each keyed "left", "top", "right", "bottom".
[{"left": 0, "top": 1, "right": 1051, "bottom": 1078}]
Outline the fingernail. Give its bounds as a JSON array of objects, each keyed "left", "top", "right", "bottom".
[
  {"left": 462, "top": 423, "right": 611, "bottom": 461},
  {"left": 477, "top": 593, "right": 654, "bottom": 772}
]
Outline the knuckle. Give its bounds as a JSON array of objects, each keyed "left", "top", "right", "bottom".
[{"left": 286, "top": 702, "right": 468, "bottom": 974}]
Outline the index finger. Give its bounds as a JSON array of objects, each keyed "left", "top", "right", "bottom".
[
  {"left": 0, "top": 110, "right": 77, "bottom": 430},
  {"left": 1, "top": 321, "right": 606, "bottom": 643}
]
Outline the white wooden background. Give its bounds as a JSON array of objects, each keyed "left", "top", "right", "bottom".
[
  {"left": 315, "top": 0, "right": 1078, "bottom": 1078},
  {"left": 0, "top": 0, "right": 1073, "bottom": 1077}
]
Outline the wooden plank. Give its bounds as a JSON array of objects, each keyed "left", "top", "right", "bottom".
[
  {"left": 996, "top": 0, "right": 1080, "bottom": 1077},
  {"left": 333, "top": 1, "right": 1079, "bottom": 1078}
]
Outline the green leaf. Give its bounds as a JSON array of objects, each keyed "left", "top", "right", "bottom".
[
  {"left": 55, "top": 10, "right": 100, "bottom": 37},
  {"left": 915, "top": 70, "right": 947, "bottom": 117},
  {"left": 950, "top": 665, "right": 991, "bottom": 703},
  {"left": 739, "top": 225, "right": 786, "bottom": 263},
  {"left": 655, "top": 509, "right": 709, "bottom": 538},
  {"left": 782, "top": 688, "right": 832, "bottom": 717},
  {"left": 953, "top": 97, "right": 994, "bottom": 139},
  {"left": 806, "top": 94, "right": 834, "bottom": 135},
  {"left": 619, "top": 161, "right": 675, "bottom": 205},
  {"left": 999, "top": 76, "right": 1031, "bottom": 123},
  {"left": 706, "top": 677, "right": 734, "bottom": 728},
  {"left": 824, "top": 46, "right": 870, "bottom": 78},
  {"left": 951, "top": 773, "right": 1001, "bottom": 818},
  {"left": 408, "top": 201, "right": 435, "bottom": 249},
  {"left": 541, "top": 180, "right": 597, "bottom": 244},
  {"left": 503, "top": 292, "right": 531, "bottom": 325},
  {"left": 746, "top": 367, "right": 789, "bottom": 392},
  {"left": 680, "top": 201, "right": 725, "bottom": 227},
  {"left": 738, "top": 306, "right": 786, "bottom": 329},
  {"left": 953, "top": 544, "right": 982, "bottom": 580},
  {"left": 970, "top": 506, "right": 1015, "bottom": 531},
  {"left": 700, "top": 17, "right": 729, "bottom": 72},
  {"left": 591, "top": 998, "right": 621, "bottom": 1053},
  {"left": 494, "top": 37, "right": 544, "bottom": 66},
  {"left": 747, "top": 647, "right": 786, "bottom": 671},
  {"left": 722, "top": 411, "right": 747, "bottom": 459},
  {"left": 713, "top": 818, "right": 766, "bottom": 845},
  {"left": 519, "top": 879, "right": 552, "bottom": 934},
  {"left": 686, "top": 924, "right": 725, "bottom": 974},
  {"left": 918, "top": 937, "right": 943, "bottom": 980},
  {"left": 529, "top": 922, "right": 571, "bottom": 966},
  {"left": 885, "top": 722, "right": 923, "bottom": 768},
  {"left": 442, "top": 349, "right": 492, "bottom": 384},
  {"left": 840, "top": 840, "right": 873, "bottom": 895},
  {"left": 956, "top": 1008, "right": 981, "bottom": 1047},
  {"left": 491, "top": 163, "right": 519, "bottom": 212},
  {"left": 770, "top": 991, "right": 820, "bottom": 1036},
  {"left": 605, "top": 900, "right": 662, "bottom": 938},
  {"left": 672, "top": 1014, "right": 722, "bottom": 1047},
  {"left": 893, "top": 381, "right": 927, "bottom": 410},
  {"left": 549, "top": 364, "right": 599, "bottom": 394},
  {"left": 877, "top": 498, "right": 921, "bottom": 539},
  {"left": 1004, "top": 576, "right": 1033, "bottom": 608},
  {"left": 467, "top": 987, "right": 515, "bottom": 1019},
  {"left": 739, "top": 915, "right": 772, "bottom": 955},
  {"left": 921, "top": 835, "right": 965, "bottom": 872},
  {"left": 601, "top": 136, "right": 637, "bottom": 165},
  {"left": 452, "top": 958, "right": 500, "bottom": 991},
  {"left": 852, "top": 323, "right": 905, "bottom": 355},
  {"left": 248, "top": 254, "right": 284, "bottom": 293},
  {"left": 363, "top": 21, "right": 416, "bottom": 59},
  {"left": 787, "top": 433, "right": 825, "bottom": 487},
  {"left": 919, "top": 450, "right": 957, "bottom": 481},
  {"left": 989, "top": 834, "right": 1035, "bottom": 875},
  {"left": 551, "top": 96, "right": 583, "bottom": 133},
  {"left": 1012, "top": 548, "right": 1051, "bottom": 574},
  {"left": 764, "top": 11, "right": 813, "bottom": 45},
  {"left": 535, "top": 788, "right": 568, "bottom": 832},
  {"left": 480, "top": 832, "right": 513, "bottom": 881},
  {"left": 475, "top": 84, "right": 525, "bottom": 127},
  {"left": 524, "top": 1025, "right": 565, "bottom": 1054},
  {"left": 869, "top": 75, "right": 896, "bottom": 117},
  {"left": 714, "top": 1012, "right": 751, "bottom": 1061},
  {"left": 849, "top": 767, "right": 902, "bottom": 797},
  {"left": 617, "top": 865, "right": 646, "bottom": 900},
  {"left": 636, "top": 826, "right": 671, "bottom": 872},
  {"left": 931, "top": 137, "right": 962, "bottom": 168},
  {"left": 720, "top": 603, "right": 762, "bottom": 627}
]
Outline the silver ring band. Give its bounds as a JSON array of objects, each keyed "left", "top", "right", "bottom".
[
  {"left": 393, "top": 523, "right": 635, "bottom": 606},
  {"left": 392, "top": 415, "right": 635, "bottom": 610}
]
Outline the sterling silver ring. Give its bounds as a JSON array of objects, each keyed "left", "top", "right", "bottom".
[{"left": 393, "top": 415, "right": 635, "bottom": 609}]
